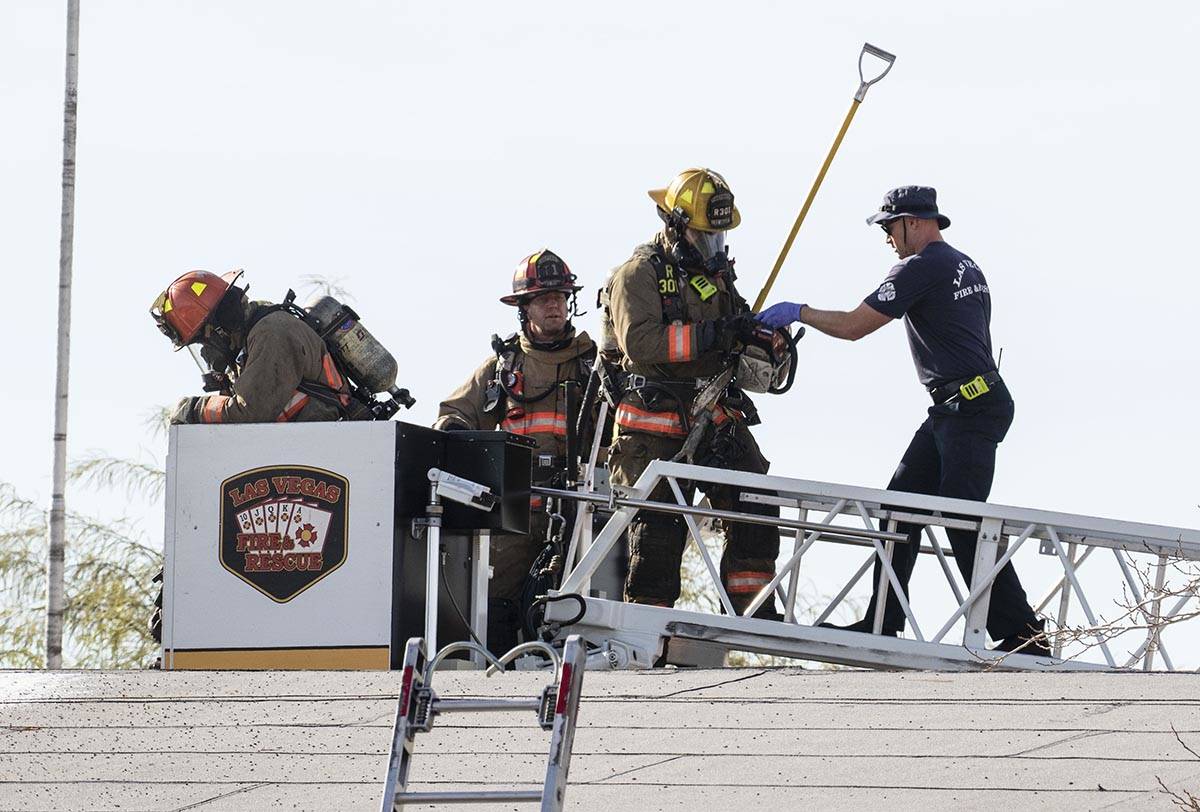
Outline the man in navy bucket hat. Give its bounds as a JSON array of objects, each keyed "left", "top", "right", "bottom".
[
  {"left": 757, "top": 186, "right": 1050, "bottom": 658},
  {"left": 865, "top": 185, "right": 951, "bottom": 230}
]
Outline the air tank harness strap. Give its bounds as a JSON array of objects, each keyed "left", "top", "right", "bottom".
[
  {"left": 243, "top": 304, "right": 358, "bottom": 420},
  {"left": 648, "top": 250, "right": 687, "bottom": 325}
]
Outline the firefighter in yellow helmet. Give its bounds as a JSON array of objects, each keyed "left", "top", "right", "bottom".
[
  {"left": 435, "top": 250, "right": 598, "bottom": 653},
  {"left": 600, "top": 168, "right": 788, "bottom": 617}
]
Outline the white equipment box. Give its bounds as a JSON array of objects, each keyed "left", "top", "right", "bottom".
[{"left": 162, "top": 422, "right": 406, "bottom": 669}]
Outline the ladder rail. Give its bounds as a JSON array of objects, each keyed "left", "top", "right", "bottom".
[
  {"left": 537, "top": 460, "right": 1200, "bottom": 672},
  {"left": 381, "top": 635, "right": 588, "bottom": 811}
]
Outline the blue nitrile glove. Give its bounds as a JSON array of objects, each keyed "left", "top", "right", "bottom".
[{"left": 757, "top": 302, "right": 805, "bottom": 329}]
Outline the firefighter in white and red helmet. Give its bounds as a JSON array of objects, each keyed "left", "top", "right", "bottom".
[{"left": 435, "top": 250, "right": 599, "bottom": 653}]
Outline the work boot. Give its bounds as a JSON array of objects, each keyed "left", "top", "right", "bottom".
[
  {"left": 818, "top": 617, "right": 899, "bottom": 637},
  {"left": 993, "top": 620, "right": 1052, "bottom": 658}
]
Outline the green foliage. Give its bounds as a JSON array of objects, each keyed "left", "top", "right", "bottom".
[
  {"left": 0, "top": 458, "right": 163, "bottom": 669},
  {"left": 69, "top": 454, "right": 165, "bottom": 503}
]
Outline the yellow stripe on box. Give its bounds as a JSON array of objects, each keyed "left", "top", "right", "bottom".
[{"left": 168, "top": 646, "right": 389, "bottom": 670}]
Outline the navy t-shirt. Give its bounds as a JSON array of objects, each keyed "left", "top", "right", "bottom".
[{"left": 864, "top": 241, "right": 996, "bottom": 388}]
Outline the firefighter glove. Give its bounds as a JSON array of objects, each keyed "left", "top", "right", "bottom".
[
  {"left": 169, "top": 396, "right": 203, "bottom": 425},
  {"left": 758, "top": 302, "right": 805, "bottom": 329}
]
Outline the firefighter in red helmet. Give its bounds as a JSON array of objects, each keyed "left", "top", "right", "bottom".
[
  {"left": 150, "top": 269, "right": 356, "bottom": 424},
  {"left": 435, "top": 250, "right": 598, "bottom": 653}
]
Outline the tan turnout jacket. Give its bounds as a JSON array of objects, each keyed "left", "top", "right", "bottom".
[
  {"left": 186, "top": 304, "right": 349, "bottom": 424},
  {"left": 605, "top": 234, "right": 752, "bottom": 436},
  {"left": 435, "top": 329, "right": 596, "bottom": 464}
]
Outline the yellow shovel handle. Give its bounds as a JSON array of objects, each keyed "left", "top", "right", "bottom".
[
  {"left": 753, "top": 98, "right": 860, "bottom": 313},
  {"left": 752, "top": 43, "right": 895, "bottom": 313}
]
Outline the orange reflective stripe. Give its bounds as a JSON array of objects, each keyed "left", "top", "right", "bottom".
[
  {"left": 712, "top": 405, "right": 745, "bottom": 426},
  {"left": 725, "top": 570, "right": 773, "bottom": 594},
  {"left": 321, "top": 353, "right": 344, "bottom": 389},
  {"left": 666, "top": 323, "right": 694, "bottom": 363},
  {"left": 615, "top": 402, "right": 686, "bottom": 437},
  {"left": 275, "top": 391, "right": 310, "bottom": 422},
  {"left": 200, "top": 396, "right": 228, "bottom": 424},
  {"left": 501, "top": 410, "right": 567, "bottom": 436}
]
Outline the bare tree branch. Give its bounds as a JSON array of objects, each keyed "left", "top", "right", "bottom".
[{"left": 296, "top": 274, "right": 355, "bottom": 303}]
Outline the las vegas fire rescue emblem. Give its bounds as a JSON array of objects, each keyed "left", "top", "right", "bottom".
[{"left": 219, "top": 466, "right": 349, "bottom": 602}]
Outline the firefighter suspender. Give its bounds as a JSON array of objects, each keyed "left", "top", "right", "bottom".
[
  {"left": 484, "top": 334, "right": 521, "bottom": 414},
  {"left": 647, "top": 250, "right": 687, "bottom": 325},
  {"left": 243, "top": 304, "right": 358, "bottom": 419},
  {"left": 484, "top": 335, "right": 596, "bottom": 416}
]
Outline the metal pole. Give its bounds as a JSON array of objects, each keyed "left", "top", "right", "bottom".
[
  {"left": 1144, "top": 554, "right": 1168, "bottom": 672},
  {"left": 1052, "top": 542, "right": 1077, "bottom": 659},
  {"left": 532, "top": 486, "right": 907, "bottom": 545},
  {"left": 424, "top": 485, "right": 442, "bottom": 655},
  {"left": 47, "top": 0, "right": 81, "bottom": 670}
]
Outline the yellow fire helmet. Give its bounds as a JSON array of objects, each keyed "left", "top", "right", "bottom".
[{"left": 648, "top": 167, "right": 741, "bottom": 232}]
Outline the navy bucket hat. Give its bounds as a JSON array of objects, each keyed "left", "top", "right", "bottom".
[{"left": 866, "top": 185, "right": 951, "bottom": 230}]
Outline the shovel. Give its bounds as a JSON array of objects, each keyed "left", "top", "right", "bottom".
[{"left": 753, "top": 43, "right": 897, "bottom": 312}]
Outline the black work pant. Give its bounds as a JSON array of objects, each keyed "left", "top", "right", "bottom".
[
  {"left": 865, "top": 386, "right": 1040, "bottom": 641},
  {"left": 609, "top": 422, "right": 780, "bottom": 615}
]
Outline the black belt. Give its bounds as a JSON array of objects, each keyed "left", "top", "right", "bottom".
[
  {"left": 929, "top": 371, "right": 1003, "bottom": 405},
  {"left": 616, "top": 372, "right": 707, "bottom": 392}
]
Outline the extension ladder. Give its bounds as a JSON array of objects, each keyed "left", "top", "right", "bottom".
[{"left": 379, "top": 635, "right": 588, "bottom": 810}]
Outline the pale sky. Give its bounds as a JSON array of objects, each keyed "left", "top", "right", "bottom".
[{"left": 3, "top": 1, "right": 1198, "bottom": 665}]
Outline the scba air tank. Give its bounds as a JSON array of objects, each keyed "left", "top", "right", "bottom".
[{"left": 303, "top": 295, "right": 414, "bottom": 407}]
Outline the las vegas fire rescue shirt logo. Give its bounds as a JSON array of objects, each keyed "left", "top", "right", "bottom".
[{"left": 219, "top": 466, "right": 349, "bottom": 602}]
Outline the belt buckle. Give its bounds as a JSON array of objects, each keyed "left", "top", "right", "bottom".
[
  {"left": 625, "top": 373, "right": 646, "bottom": 391},
  {"left": 958, "top": 375, "right": 990, "bottom": 401}
]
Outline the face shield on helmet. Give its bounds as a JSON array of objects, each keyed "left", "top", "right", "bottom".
[{"left": 685, "top": 228, "right": 727, "bottom": 262}]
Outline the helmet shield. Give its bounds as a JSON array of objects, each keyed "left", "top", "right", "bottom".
[
  {"left": 150, "top": 290, "right": 182, "bottom": 345},
  {"left": 500, "top": 249, "right": 582, "bottom": 306}
]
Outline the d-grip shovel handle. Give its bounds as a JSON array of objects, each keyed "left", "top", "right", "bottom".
[{"left": 855, "top": 42, "right": 896, "bottom": 101}]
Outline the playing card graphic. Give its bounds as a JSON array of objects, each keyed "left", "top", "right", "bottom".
[{"left": 291, "top": 506, "right": 332, "bottom": 552}]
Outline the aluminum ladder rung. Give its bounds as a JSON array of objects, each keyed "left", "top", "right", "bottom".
[
  {"left": 380, "top": 635, "right": 588, "bottom": 812},
  {"left": 398, "top": 790, "right": 544, "bottom": 805}
]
